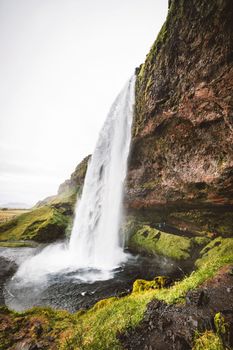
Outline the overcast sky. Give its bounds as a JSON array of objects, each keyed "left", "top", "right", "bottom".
[{"left": 0, "top": 0, "right": 168, "bottom": 207}]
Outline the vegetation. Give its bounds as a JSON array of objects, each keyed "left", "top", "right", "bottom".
[
  {"left": 155, "top": 237, "right": 233, "bottom": 304},
  {"left": 0, "top": 241, "right": 38, "bottom": 247},
  {"left": 129, "top": 224, "right": 193, "bottom": 260},
  {"left": 214, "top": 312, "right": 228, "bottom": 336},
  {"left": 0, "top": 206, "right": 70, "bottom": 242},
  {"left": 192, "top": 331, "right": 225, "bottom": 350},
  {"left": 1, "top": 236, "right": 233, "bottom": 349},
  {"left": 0, "top": 209, "right": 29, "bottom": 224},
  {"left": 193, "top": 312, "right": 228, "bottom": 349},
  {"left": 0, "top": 156, "right": 89, "bottom": 244},
  {"left": 132, "top": 276, "right": 167, "bottom": 293}
]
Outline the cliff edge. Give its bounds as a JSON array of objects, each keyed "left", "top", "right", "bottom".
[{"left": 126, "top": 0, "right": 233, "bottom": 237}]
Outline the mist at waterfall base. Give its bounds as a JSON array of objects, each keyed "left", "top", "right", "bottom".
[{"left": 3, "top": 77, "right": 185, "bottom": 312}]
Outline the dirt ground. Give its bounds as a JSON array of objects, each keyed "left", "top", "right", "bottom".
[{"left": 120, "top": 266, "right": 233, "bottom": 350}]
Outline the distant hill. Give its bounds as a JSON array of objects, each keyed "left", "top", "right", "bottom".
[{"left": 0, "top": 202, "right": 32, "bottom": 209}]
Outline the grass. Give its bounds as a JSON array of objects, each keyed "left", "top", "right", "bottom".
[
  {"left": 60, "top": 236, "right": 233, "bottom": 347},
  {"left": 153, "top": 237, "right": 233, "bottom": 304},
  {"left": 1, "top": 237, "right": 233, "bottom": 349},
  {"left": 0, "top": 209, "right": 29, "bottom": 224},
  {"left": 192, "top": 311, "right": 228, "bottom": 349},
  {"left": 0, "top": 206, "right": 69, "bottom": 242},
  {"left": 0, "top": 241, "right": 38, "bottom": 247},
  {"left": 192, "top": 331, "right": 225, "bottom": 350}
]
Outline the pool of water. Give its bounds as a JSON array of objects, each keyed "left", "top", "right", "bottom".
[{"left": 1, "top": 245, "right": 187, "bottom": 313}]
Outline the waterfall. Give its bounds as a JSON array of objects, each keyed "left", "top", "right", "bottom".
[
  {"left": 6, "top": 76, "right": 135, "bottom": 291},
  {"left": 69, "top": 75, "right": 135, "bottom": 270}
]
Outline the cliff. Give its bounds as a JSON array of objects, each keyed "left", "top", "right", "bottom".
[
  {"left": 1, "top": 1, "right": 233, "bottom": 349},
  {"left": 126, "top": 0, "right": 233, "bottom": 237}
]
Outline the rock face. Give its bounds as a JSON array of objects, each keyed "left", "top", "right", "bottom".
[
  {"left": 0, "top": 257, "right": 17, "bottom": 305},
  {"left": 36, "top": 155, "right": 90, "bottom": 210},
  {"left": 57, "top": 155, "right": 90, "bottom": 198},
  {"left": 126, "top": 0, "right": 233, "bottom": 236}
]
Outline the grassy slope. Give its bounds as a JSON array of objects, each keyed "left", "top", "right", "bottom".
[
  {"left": 0, "top": 206, "right": 69, "bottom": 242},
  {"left": 0, "top": 156, "right": 89, "bottom": 244},
  {"left": 1, "top": 237, "right": 233, "bottom": 349},
  {"left": 129, "top": 224, "right": 194, "bottom": 260}
]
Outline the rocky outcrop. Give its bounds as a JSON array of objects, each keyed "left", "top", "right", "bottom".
[
  {"left": 126, "top": 0, "right": 233, "bottom": 236},
  {"left": 0, "top": 206, "right": 70, "bottom": 242},
  {"left": 0, "top": 257, "right": 16, "bottom": 305},
  {"left": 120, "top": 265, "right": 233, "bottom": 350},
  {"left": 57, "top": 155, "right": 90, "bottom": 198},
  {"left": 0, "top": 156, "right": 90, "bottom": 242},
  {"left": 36, "top": 155, "right": 90, "bottom": 210}
]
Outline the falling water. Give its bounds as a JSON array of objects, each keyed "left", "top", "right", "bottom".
[
  {"left": 4, "top": 76, "right": 136, "bottom": 304},
  {"left": 69, "top": 75, "right": 135, "bottom": 270},
  {"left": 3, "top": 75, "right": 181, "bottom": 311}
]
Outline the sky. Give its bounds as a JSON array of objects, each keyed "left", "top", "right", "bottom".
[{"left": 0, "top": 0, "right": 168, "bottom": 207}]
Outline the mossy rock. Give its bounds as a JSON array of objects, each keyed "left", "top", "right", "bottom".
[
  {"left": 0, "top": 206, "right": 70, "bottom": 242},
  {"left": 0, "top": 156, "right": 90, "bottom": 244},
  {"left": 214, "top": 312, "right": 228, "bottom": 336},
  {"left": 0, "top": 241, "right": 38, "bottom": 247},
  {"left": 128, "top": 225, "right": 193, "bottom": 260},
  {"left": 132, "top": 276, "right": 167, "bottom": 293},
  {"left": 1, "top": 237, "right": 233, "bottom": 349},
  {"left": 193, "top": 330, "right": 224, "bottom": 350}
]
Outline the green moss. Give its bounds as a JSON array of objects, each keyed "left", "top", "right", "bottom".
[
  {"left": 132, "top": 276, "right": 167, "bottom": 293},
  {"left": 91, "top": 297, "right": 118, "bottom": 311},
  {"left": 154, "top": 237, "right": 233, "bottom": 304},
  {"left": 0, "top": 206, "right": 69, "bottom": 242},
  {"left": 0, "top": 306, "right": 78, "bottom": 350},
  {"left": 192, "top": 236, "right": 211, "bottom": 247},
  {"left": 129, "top": 225, "right": 192, "bottom": 260},
  {"left": 133, "top": 0, "right": 180, "bottom": 137},
  {"left": 1, "top": 237, "right": 233, "bottom": 349},
  {"left": 169, "top": 209, "right": 233, "bottom": 237},
  {"left": 0, "top": 158, "right": 90, "bottom": 244},
  {"left": 214, "top": 312, "right": 227, "bottom": 336},
  {"left": 0, "top": 241, "right": 38, "bottom": 247},
  {"left": 137, "top": 20, "right": 168, "bottom": 85},
  {"left": 192, "top": 331, "right": 224, "bottom": 350}
]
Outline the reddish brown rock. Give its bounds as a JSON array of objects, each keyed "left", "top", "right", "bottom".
[{"left": 126, "top": 0, "right": 233, "bottom": 235}]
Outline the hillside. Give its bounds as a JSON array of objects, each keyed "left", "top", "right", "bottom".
[
  {"left": 0, "top": 1, "right": 233, "bottom": 349},
  {"left": 0, "top": 156, "right": 90, "bottom": 243}
]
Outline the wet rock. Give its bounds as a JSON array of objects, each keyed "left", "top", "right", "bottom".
[
  {"left": 125, "top": 0, "right": 233, "bottom": 236},
  {"left": 120, "top": 266, "right": 233, "bottom": 350},
  {"left": 186, "top": 289, "right": 209, "bottom": 307},
  {"left": 0, "top": 256, "right": 17, "bottom": 305}
]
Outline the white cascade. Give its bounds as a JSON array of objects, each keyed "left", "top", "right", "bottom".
[
  {"left": 7, "top": 76, "right": 136, "bottom": 289},
  {"left": 69, "top": 75, "right": 135, "bottom": 270}
]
